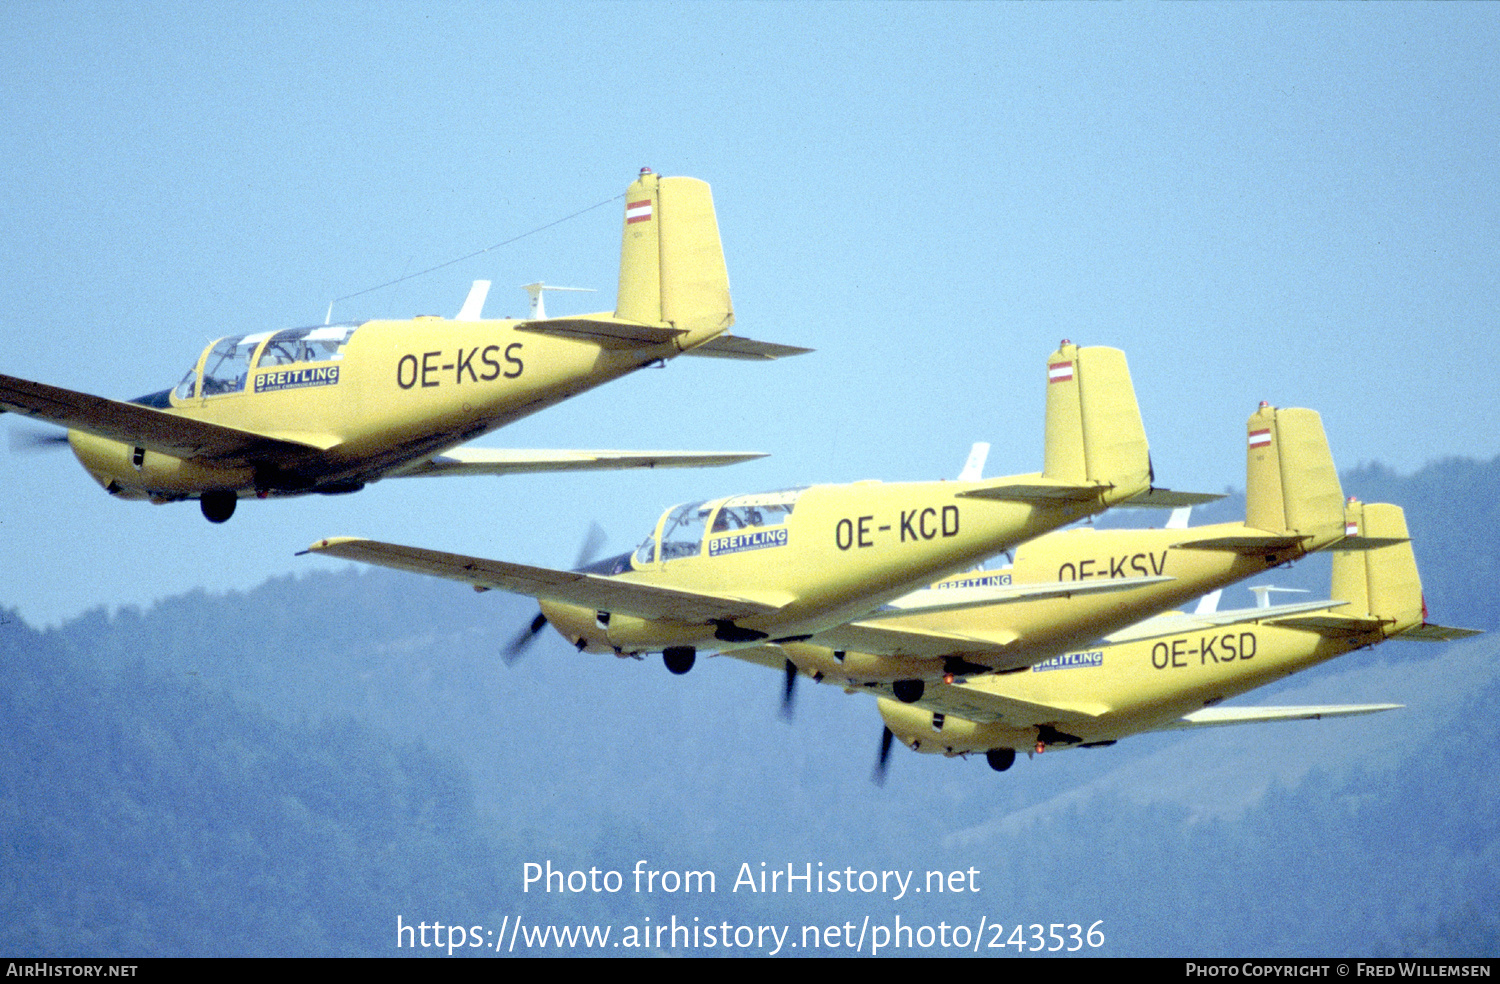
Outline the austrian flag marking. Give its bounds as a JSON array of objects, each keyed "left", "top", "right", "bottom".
[
  {"left": 1048, "top": 362, "right": 1074, "bottom": 384},
  {"left": 1248, "top": 429, "right": 1272, "bottom": 448},
  {"left": 625, "top": 199, "right": 653, "bottom": 224}
]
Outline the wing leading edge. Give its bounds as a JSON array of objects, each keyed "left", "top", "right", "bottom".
[
  {"left": 304, "top": 536, "right": 787, "bottom": 624},
  {"left": 1153, "top": 703, "right": 1403, "bottom": 732},
  {"left": 0, "top": 372, "right": 328, "bottom": 465},
  {"left": 391, "top": 447, "right": 768, "bottom": 478}
]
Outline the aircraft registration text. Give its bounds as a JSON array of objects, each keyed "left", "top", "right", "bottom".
[
  {"left": 835, "top": 507, "right": 960, "bottom": 550},
  {"left": 396, "top": 345, "right": 523, "bottom": 389},
  {"left": 1057, "top": 550, "right": 1167, "bottom": 581},
  {"left": 1151, "top": 632, "right": 1257, "bottom": 669}
]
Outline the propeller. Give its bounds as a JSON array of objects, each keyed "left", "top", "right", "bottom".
[
  {"left": 7, "top": 424, "right": 70, "bottom": 453},
  {"left": 780, "top": 659, "right": 799, "bottom": 721},
  {"left": 873, "top": 726, "right": 895, "bottom": 785},
  {"left": 504, "top": 522, "right": 608, "bottom": 663},
  {"left": 504, "top": 611, "right": 550, "bottom": 663},
  {"left": 573, "top": 522, "right": 607, "bottom": 571}
]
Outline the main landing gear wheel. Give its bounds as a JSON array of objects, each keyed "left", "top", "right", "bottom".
[
  {"left": 892, "top": 678, "right": 925, "bottom": 703},
  {"left": 986, "top": 747, "right": 1016, "bottom": 773},
  {"left": 200, "top": 491, "right": 237, "bottom": 523},
  {"left": 663, "top": 647, "right": 696, "bottom": 675}
]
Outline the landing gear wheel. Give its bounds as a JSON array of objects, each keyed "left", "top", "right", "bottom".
[
  {"left": 892, "top": 678, "right": 925, "bottom": 703},
  {"left": 986, "top": 747, "right": 1016, "bottom": 773},
  {"left": 200, "top": 492, "right": 237, "bottom": 524},
  {"left": 663, "top": 647, "right": 696, "bottom": 675}
]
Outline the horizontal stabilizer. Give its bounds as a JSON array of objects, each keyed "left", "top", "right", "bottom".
[
  {"left": 1172, "top": 533, "right": 1307, "bottom": 553},
  {"left": 1323, "top": 536, "right": 1411, "bottom": 550},
  {"left": 1115, "top": 487, "right": 1226, "bottom": 508},
  {"left": 858, "top": 574, "right": 1175, "bottom": 621},
  {"left": 0, "top": 372, "right": 327, "bottom": 465},
  {"left": 681, "top": 335, "right": 813, "bottom": 360},
  {"left": 811, "top": 620, "right": 1021, "bottom": 661},
  {"left": 1155, "top": 703, "right": 1402, "bottom": 732},
  {"left": 393, "top": 447, "right": 767, "bottom": 478},
  {"left": 1101, "top": 598, "right": 1351, "bottom": 645},
  {"left": 958, "top": 476, "right": 1109, "bottom": 504},
  {"left": 304, "top": 537, "right": 786, "bottom": 623},
  {"left": 1397, "top": 622, "right": 1483, "bottom": 642},
  {"left": 515, "top": 316, "right": 684, "bottom": 348},
  {"left": 1261, "top": 612, "right": 1385, "bottom": 637}
]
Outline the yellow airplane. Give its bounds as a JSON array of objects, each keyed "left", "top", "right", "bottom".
[
  {"left": 0, "top": 169, "right": 807, "bottom": 522},
  {"left": 307, "top": 342, "right": 1202, "bottom": 675},
  {"left": 731, "top": 402, "right": 1349, "bottom": 706},
  {"left": 874, "top": 500, "right": 1478, "bottom": 776}
]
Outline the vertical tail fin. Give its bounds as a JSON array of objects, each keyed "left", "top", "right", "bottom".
[
  {"left": 1042, "top": 342, "right": 1151, "bottom": 499},
  {"left": 1244, "top": 404, "right": 1345, "bottom": 545},
  {"left": 615, "top": 169, "right": 733, "bottom": 346},
  {"left": 1332, "top": 501, "right": 1423, "bottom": 636}
]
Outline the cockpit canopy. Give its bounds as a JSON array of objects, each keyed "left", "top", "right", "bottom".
[
  {"left": 631, "top": 490, "right": 803, "bottom": 568},
  {"left": 171, "top": 324, "right": 360, "bottom": 401}
]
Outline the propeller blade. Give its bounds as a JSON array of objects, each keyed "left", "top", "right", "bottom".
[
  {"left": 7, "top": 425, "right": 70, "bottom": 453},
  {"left": 505, "top": 610, "right": 550, "bottom": 663},
  {"left": 873, "top": 726, "right": 895, "bottom": 786},
  {"left": 780, "top": 659, "right": 798, "bottom": 722},
  {"left": 507, "top": 523, "right": 606, "bottom": 663},
  {"left": 573, "top": 521, "right": 607, "bottom": 570}
]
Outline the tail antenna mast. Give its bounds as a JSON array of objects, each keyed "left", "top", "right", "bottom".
[{"left": 523, "top": 282, "right": 596, "bottom": 320}]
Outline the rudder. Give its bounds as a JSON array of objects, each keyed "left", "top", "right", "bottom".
[
  {"left": 615, "top": 170, "right": 733, "bottom": 346},
  {"left": 1331, "top": 501, "right": 1423, "bottom": 636},
  {"left": 1244, "top": 404, "right": 1344, "bottom": 544},
  {"left": 1042, "top": 342, "right": 1150, "bottom": 497}
]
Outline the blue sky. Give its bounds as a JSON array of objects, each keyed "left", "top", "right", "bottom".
[{"left": 2, "top": 2, "right": 1497, "bottom": 626}]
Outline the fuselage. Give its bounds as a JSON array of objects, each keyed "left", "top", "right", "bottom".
[
  {"left": 879, "top": 612, "right": 1388, "bottom": 756},
  {"left": 541, "top": 476, "right": 1131, "bottom": 655},
  {"left": 68, "top": 316, "right": 674, "bottom": 501}
]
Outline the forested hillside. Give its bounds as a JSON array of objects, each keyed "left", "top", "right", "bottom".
[{"left": 3, "top": 456, "right": 1497, "bottom": 956}]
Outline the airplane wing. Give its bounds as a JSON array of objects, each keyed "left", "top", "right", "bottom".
[
  {"left": 859, "top": 575, "right": 1175, "bottom": 620},
  {"left": 390, "top": 447, "right": 768, "bottom": 478},
  {"left": 812, "top": 575, "right": 1176, "bottom": 660},
  {"left": 1151, "top": 703, "right": 1402, "bottom": 732},
  {"left": 680, "top": 335, "right": 814, "bottom": 360},
  {"left": 885, "top": 681, "right": 1110, "bottom": 726},
  {"left": 811, "top": 621, "right": 1021, "bottom": 660},
  {"left": 303, "top": 537, "right": 787, "bottom": 623},
  {"left": 0, "top": 372, "right": 328, "bottom": 465}
]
